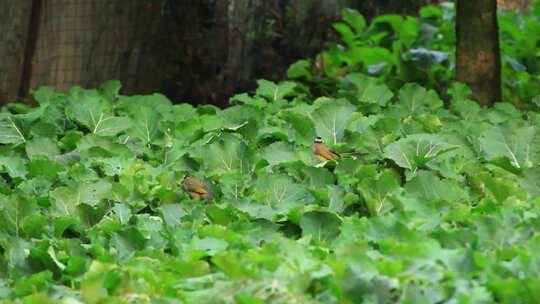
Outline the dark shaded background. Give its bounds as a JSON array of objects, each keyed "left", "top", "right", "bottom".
[{"left": 0, "top": 0, "right": 442, "bottom": 107}]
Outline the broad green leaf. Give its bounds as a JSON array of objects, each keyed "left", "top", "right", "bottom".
[
  {"left": 112, "top": 203, "right": 132, "bottom": 225},
  {"left": 189, "top": 237, "right": 228, "bottom": 257},
  {"left": 17, "top": 177, "right": 51, "bottom": 196},
  {"left": 342, "top": 8, "right": 366, "bottom": 33},
  {"left": 480, "top": 123, "right": 538, "bottom": 169},
  {"left": 345, "top": 73, "right": 393, "bottom": 106},
  {"left": 282, "top": 162, "right": 336, "bottom": 187},
  {"left": 0, "top": 155, "right": 27, "bottom": 178},
  {"left": 77, "top": 134, "right": 133, "bottom": 158},
  {"left": 14, "top": 271, "right": 53, "bottom": 298},
  {"left": 135, "top": 214, "right": 164, "bottom": 240},
  {"left": 281, "top": 111, "right": 316, "bottom": 146},
  {"left": 357, "top": 169, "right": 401, "bottom": 215},
  {"left": 384, "top": 134, "right": 458, "bottom": 171},
  {"left": 249, "top": 173, "right": 313, "bottom": 218},
  {"left": 475, "top": 171, "right": 527, "bottom": 203},
  {"left": 0, "top": 114, "right": 26, "bottom": 144},
  {"left": 127, "top": 106, "right": 160, "bottom": 145},
  {"left": 25, "top": 137, "right": 60, "bottom": 160},
  {"left": 0, "top": 195, "right": 38, "bottom": 236},
  {"left": 67, "top": 91, "right": 131, "bottom": 136},
  {"left": 404, "top": 170, "right": 469, "bottom": 203},
  {"left": 32, "top": 86, "right": 61, "bottom": 105},
  {"left": 347, "top": 114, "right": 381, "bottom": 133},
  {"left": 27, "top": 159, "right": 63, "bottom": 179},
  {"left": 521, "top": 166, "right": 540, "bottom": 198},
  {"left": 197, "top": 133, "right": 254, "bottom": 174},
  {"left": 260, "top": 142, "right": 312, "bottom": 166},
  {"left": 50, "top": 180, "right": 112, "bottom": 216},
  {"left": 311, "top": 98, "right": 356, "bottom": 144},
  {"left": 256, "top": 80, "right": 297, "bottom": 101},
  {"left": 334, "top": 23, "right": 356, "bottom": 47},
  {"left": 483, "top": 103, "right": 523, "bottom": 124},
  {"left": 300, "top": 211, "right": 341, "bottom": 243},
  {"left": 118, "top": 93, "right": 173, "bottom": 116},
  {"left": 372, "top": 15, "right": 419, "bottom": 47},
  {"left": 50, "top": 187, "right": 81, "bottom": 217},
  {"left": 394, "top": 83, "right": 443, "bottom": 117},
  {"left": 159, "top": 204, "right": 186, "bottom": 228},
  {"left": 110, "top": 229, "right": 146, "bottom": 260},
  {"left": 90, "top": 156, "right": 134, "bottom": 176},
  {"left": 348, "top": 47, "right": 394, "bottom": 67},
  {"left": 99, "top": 80, "right": 122, "bottom": 102},
  {"left": 327, "top": 185, "right": 346, "bottom": 213},
  {"left": 287, "top": 60, "right": 312, "bottom": 79}
]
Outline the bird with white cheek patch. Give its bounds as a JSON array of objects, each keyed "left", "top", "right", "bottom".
[{"left": 311, "top": 136, "right": 341, "bottom": 162}]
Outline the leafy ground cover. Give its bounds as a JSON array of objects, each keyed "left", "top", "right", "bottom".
[
  {"left": 1, "top": 3, "right": 540, "bottom": 304},
  {"left": 297, "top": 3, "right": 540, "bottom": 106}
]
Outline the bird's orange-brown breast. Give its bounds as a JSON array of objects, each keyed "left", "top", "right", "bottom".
[
  {"left": 184, "top": 177, "right": 208, "bottom": 194},
  {"left": 312, "top": 142, "right": 340, "bottom": 161},
  {"left": 183, "top": 176, "right": 212, "bottom": 201}
]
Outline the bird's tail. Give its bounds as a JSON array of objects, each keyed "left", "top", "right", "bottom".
[{"left": 339, "top": 151, "right": 364, "bottom": 157}]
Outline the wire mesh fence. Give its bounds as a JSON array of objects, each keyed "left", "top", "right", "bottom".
[{"left": 0, "top": 0, "right": 161, "bottom": 104}]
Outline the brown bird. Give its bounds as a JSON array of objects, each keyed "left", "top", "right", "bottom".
[
  {"left": 182, "top": 176, "right": 213, "bottom": 201},
  {"left": 312, "top": 136, "right": 340, "bottom": 162}
]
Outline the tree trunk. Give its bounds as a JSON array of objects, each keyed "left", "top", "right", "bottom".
[{"left": 456, "top": 0, "right": 501, "bottom": 106}]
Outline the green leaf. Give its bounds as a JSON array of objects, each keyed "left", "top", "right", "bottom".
[
  {"left": 260, "top": 142, "right": 312, "bottom": 166},
  {"left": 110, "top": 229, "right": 146, "bottom": 260},
  {"left": 0, "top": 155, "right": 27, "bottom": 179},
  {"left": 357, "top": 169, "right": 401, "bottom": 215},
  {"left": 0, "top": 113, "right": 26, "bottom": 144},
  {"left": 283, "top": 162, "right": 336, "bottom": 187},
  {"left": 67, "top": 91, "right": 131, "bottom": 136},
  {"left": 404, "top": 170, "right": 469, "bottom": 203},
  {"left": 521, "top": 166, "right": 540, "bottom": 198},
  {"left": 17, "top": 177, "right": 52, "bottom": 196},
  {"left": 342, "top": 8, "right": 366, "bottom": 33},
  {"left": 118, "top": 93, "right": 173, "bottom": 116},
  {"left": 327, "top": 185, "right": 346, "bottom": 213},
  {"left": 480, "top": 123, "right": 538, "bottom": 169},
  {"left": 27, "top": 159, "right": 63, "bottom": 179},
  {"left": 135, "top": 214, "right": 164, "bottom": 240},
  {"left": 32, "top": 86, "right": 61, "bottom": 105},
  {"left": 159, "top": 204, "right": 186, "bottom": 228},
  {"left": 349, "top": 47, "right": 394, "bottom": 67},
  {"left": 25, "top": 137, "right": 60, "bottom": 160},
  {"left": 127, "top": 106, "right": 160, "bottom": 145},
  {"left": 256, "top": 80, "right": 297, "bottom": 101},
  {"left": 281, "top": 111, "right": 316, "bottom": 146},
  {"left": 50, "top": 180, "right": 112, "bottom": 216},
  {"left": 0, "top": 195, "right": 38, "bottom": 236},
  {"left": 287, "top": 60, "right": 312, "bottom": 79},
  {"left": 384, "top": 134, "right": 458, "bottom": 171},
  {"left": 246, "top": 173, "right": 313, "bottom": 219},
  {"left": 197, "top": 133, "right": 254, "bottom": 174},
  {"left": 112, "top": 203, "right": 132, "bottom": 225},
  {"left": 345, "top": 73, "right": 394, "bottom": 106},
  {"left": 99, "top": 80, "right": 122, "bottom": 102},
  {"left": 300, "top": 211, "right": 341, "bottom": 243},
  {"left": 14, "top": 271, "right": 52, "bottom": 297},
  {"left": 394, "top": 83, "right": 443, "bottom": 116},
  {"left": 311, "top": 98, "right": 356, "bottom": 144}
]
